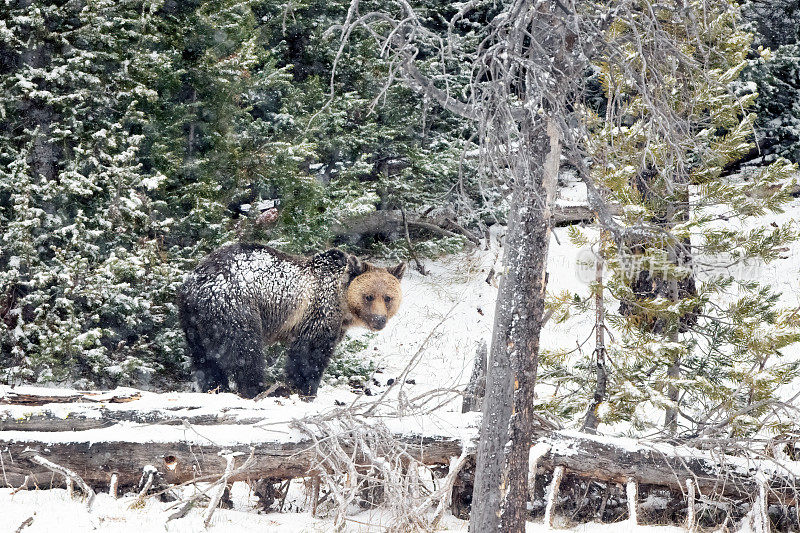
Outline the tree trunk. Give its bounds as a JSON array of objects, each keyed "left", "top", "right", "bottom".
[
  {"left": 583, "top": 243, "right": 607, "bottom": 434},
  {"left": 5, "top": 418, "right": 798, "bottom": 506},
  {"left": 18, "top": 17, "right": 58, "bottom": 183},
  {"left": 468, "top": 0, "right": 578, "bottom": 528},
  {"left": 1, "top": 426, "right": 463, "bottom": 490},
  {"left": 619, "top": 167, "right": 695, "bottom": 433},
  {"left": 469, "top": 117, "right": 561, "bottom": 533},
  {"left": 462, "top": 340, "right": 488, "bottom": 413},
  {"left": 662, "top": 199, "right": 682, "bottom": 434},
  {"left": 619, "top": 168, "right": 697, "bottom": 336}
]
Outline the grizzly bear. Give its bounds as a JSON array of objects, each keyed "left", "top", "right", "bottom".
[{"left": 178, "top": 243, "right": 405, "bottom": 398}]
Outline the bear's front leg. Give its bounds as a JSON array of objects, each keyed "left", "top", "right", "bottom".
[{"left": 285, "top": 325, "right": 340, "bottom": 397}]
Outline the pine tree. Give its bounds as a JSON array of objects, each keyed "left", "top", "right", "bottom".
[
  {"left": 542, "top": 3, "right": 800, "bottom": 437},
  {"left": 250, "top": 0, "right": 481, "bottom": 255},
  {"left": 142, "top": 0, "right": 479, "bottom": 257},
  {"left": 0, "top": 0, "right": 184, "bottom": 387},
  {"left": 741, "top": 0, "right": 800, "bottom": 163}
]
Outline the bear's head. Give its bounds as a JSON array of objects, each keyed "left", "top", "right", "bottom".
[{"left": 346, "top": 257, "right": 406, "bottom": 331}]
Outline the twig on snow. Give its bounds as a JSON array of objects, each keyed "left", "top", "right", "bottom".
[
  {"left": 14, "top": 516, "right": 34, "bottom": 533},
  {"left": 203, "top": 450, "right": 241, "bottom": 527},
  {"left": 21, "top": 449, "right": 95, "bottom": 509}
]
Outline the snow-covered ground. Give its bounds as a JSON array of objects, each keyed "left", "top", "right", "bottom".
[
  {"left": 0, "top": 486, "right": 688, "bottom": 532},
  {"left": 348, "top": 221, "right": 598, "bottom": 406}
]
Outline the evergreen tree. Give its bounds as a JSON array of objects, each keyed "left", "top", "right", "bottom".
[
  {"left": 143, "top": 0, "right": 480, "bottom": 257},
  {"left": 251, "top": 0, "right": 481, "bottom": 254},
  {"left": 0, "top": 0, "right": 184, "bottom": 387},
  {"left": 741, "top": 0, "right": 800, "bottom": 163},
  {"left": 542, "top": 2, "right": 800, "bottom": 437}
]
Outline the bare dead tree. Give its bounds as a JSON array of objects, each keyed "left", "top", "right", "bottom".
[{"left": 334, "top": 1, "right": 585, "bottom": 530}]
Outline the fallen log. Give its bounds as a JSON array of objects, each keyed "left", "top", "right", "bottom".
[
  {"left": 537, "top": 431, "right": 800, "bottom": 503},
  {"left": 2, "top": 388, "right": 800, "bottom": 504},
  {"left": 0, "top": 388, "right": 140, "bottom": 407},
  {"left": 1, "top": 388, "right": 467, "bottom": 490},
  {"left": 329, "top": 205, "right": 614, "bottom": 245},
  {"left": 1, "top": 401, "right": 276, "bottom": 431},
  {"left": 550, "top": 204, "right": 621, "bottom": 226},
  {"left": 0, "top": 424, "right": 464, "bottom": 491},
  {"left": 330, "top": 210, "right": 481, "bottom": 244}
]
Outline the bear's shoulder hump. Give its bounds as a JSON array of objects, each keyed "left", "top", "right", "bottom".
[{"left": 311, "top": 249, "right": 349, "bottom": 271}]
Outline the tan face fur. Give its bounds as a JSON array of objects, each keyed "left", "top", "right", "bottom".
[{"left": 346, "top": 263, "right": 405, "bottom": 331}]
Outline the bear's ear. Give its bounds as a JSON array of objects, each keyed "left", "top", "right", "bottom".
[
  {"left": 347, "top": 254, "right": 371, "bottom": 278},
  {"left": 386, "top": 262, "right": 406, "bottom": 281}
]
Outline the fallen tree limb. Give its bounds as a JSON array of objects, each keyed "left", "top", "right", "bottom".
[
  {"left": 0, "top": 388, "right": 140, "bottom": 406},
  {"left": 330, "top": 206, "right": 617, "bottom": 244},
  {"left": 331, "top": 209, "right": 482, "bottom": 245},
  {"left": 1, "top": 402, "right": 275, "bottom": 431},
  {"left": 331, "top": 187, "right": 795, "bottom": 246},
  {"left": 550, "top": 204, "right": 622, "bottom": 226},
  {"left": 14, "top": 516, "right": 34, "bottom": 533},
  {"left": 22, "top": 449, "right": 96, "bottom": 508},
  {"left": 203, "top": 450, "right": 249, "bottom": 527}
]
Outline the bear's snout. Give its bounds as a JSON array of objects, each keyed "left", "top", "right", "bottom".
[{"left": 368, "top": 315, "right": 387, "bottom": 330}]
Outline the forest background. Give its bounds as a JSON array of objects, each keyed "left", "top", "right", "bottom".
[{"left": 1, "top": 0, "right": 799, "bottom": 421}]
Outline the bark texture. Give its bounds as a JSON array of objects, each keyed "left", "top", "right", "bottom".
[
  {"left": 0, "top": 426, "right": 463, "bottom": 490},
  {"left": 470, "top": 118, "right": 561, "bottom": 533},
  {"left": 462, "top": 340, "right": 488, "bottom": 413}
]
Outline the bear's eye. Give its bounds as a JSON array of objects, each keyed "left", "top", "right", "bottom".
[
  {"left": 384, "top": 296, "right": 392, "bottom": 304},
  {"left": 364, "top": 294, "right": 375, "bottom": 302}
]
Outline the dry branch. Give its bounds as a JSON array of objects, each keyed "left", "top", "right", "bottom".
[
  {"left": 22, "top": 450, "right": 96, "bottom": 508},
  {"left": 536, "top": 431, "right": 800, "bottom": 503},
  {"left": 544, "top": 465, "right": 564, "bottom": 528},
  {"left": 14, "top": 516, "right": 34, "bottom": 533},
  {"left": 686, "top": 478, "right": 696, "bottom": 532},
  {"left": 109, "top": 473, "right": 118, "bottom": 499},
  {"left": 136, "top": 465, "right": 157, "bottom": 503},
  {"left": 203, "top": 451, "right": 245, "bottom": 527}
]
